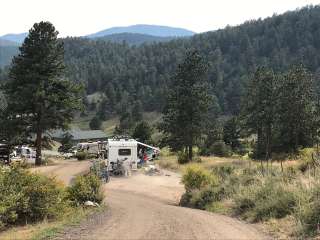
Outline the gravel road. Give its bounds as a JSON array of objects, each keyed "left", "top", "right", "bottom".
[{"left": 36, "top": 161, "right": 268, "bottom": 240}]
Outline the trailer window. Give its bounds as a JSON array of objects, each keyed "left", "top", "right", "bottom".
[{"left": 118, "top": 149, "right": 131, "bottom": 156}]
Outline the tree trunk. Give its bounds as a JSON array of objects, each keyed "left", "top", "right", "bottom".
[
  {"left": 265, "top": 124, "right": 272, "bottom": 174},
  {"left": 35, "top": 127, "right": 42, "bottom": 166},
  {"left": 188, "top": 145, "right": 193, "bottom": 161}
]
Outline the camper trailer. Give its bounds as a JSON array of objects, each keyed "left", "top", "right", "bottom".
[
  {"left": 106, "top": 138, "right": 138, "bottom": 171},
  {"left": 77, "top": 142, "right": 100, "bottom": 157},
  {"left": 104, "top": 138, "right": 160, "bottom": 173}
]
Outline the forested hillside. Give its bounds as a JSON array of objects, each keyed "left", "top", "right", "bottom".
[
  {"left": 2, "top": 6, "right": 320, "bottom": 116},
  {"left": 95, "top": 33, "right": 175, "bottom": 45},
  {"left": 61, "top": 6, "right": 320, "bottom": 116}
]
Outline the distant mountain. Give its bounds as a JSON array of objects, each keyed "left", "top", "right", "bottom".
[
  {"left": 87, "top": 24, "right": 195, "bottom": 38},
  {"left": 97, "top": 32, "right": 175, "bottom": 45},
  {"left": 0, "top": 33, "right": 28, "bottom": 44},
  {"left": 0, "top": 45, "right": 18, "bottom": 67},
  {"left": 0, "top": 39, "right": 19, "bottom": 47}
]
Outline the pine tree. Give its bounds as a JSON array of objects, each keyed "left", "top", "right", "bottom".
[
  {"left": 133, "top": 121, "right": 153, "bottom": 143},
  {"left": 223, "top": 117, "right": 241, "bottom": 150},
  {"left": 3, "top": 22, "right": 82, "bottom": 165},
  {"left": 159, "top": 51, "right": 211, "bottom": 161},
  {"left": 132, "top": 100, "right": 143, "bottom": 122},
  {"left": 242, "top": 67, "right": 277, "bottom": 159},
  {"left": 89, "top": 116, "right": 102, "bottom": 130},
  {"left": 276, "top": 65, "right": 315, "bottom": 152}
]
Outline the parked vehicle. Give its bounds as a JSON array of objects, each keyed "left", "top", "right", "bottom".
[
  {"left": 105, "top": 137, "right": 160, "bottom": 173},
  {"left": 12, "top": 146, "right": 36, "bottom": 163},
  {"left": 0, "top": 142, "right": 11, "bottom": 164},
  {"left": 77, "top": 142, "right": 100, "bottom": 157}
]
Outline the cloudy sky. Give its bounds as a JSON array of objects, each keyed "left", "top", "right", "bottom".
[{"left": 1, "top": 0, "right": 320, "bottom": 37}]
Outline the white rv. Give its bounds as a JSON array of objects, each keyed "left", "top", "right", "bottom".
[
  {"left": 106, "top": 138, "right": 138, "bottom": 170},
  {"left": 12, "top": 146, "right": 36, "bottom": 163},
  {"left": 105, "top": 138, "right": 160, "bottom": 172}
]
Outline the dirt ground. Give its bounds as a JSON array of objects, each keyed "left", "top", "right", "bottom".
[
  {"left": 35, "top": 160, "right": 269, "bottom": 240},
  {"left": 30, "top": 159, "right": 91, "bottom": 185}
]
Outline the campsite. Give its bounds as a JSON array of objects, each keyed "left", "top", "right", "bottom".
[{"left": 3, "top": 1, "right": 320, "bottom": 239}]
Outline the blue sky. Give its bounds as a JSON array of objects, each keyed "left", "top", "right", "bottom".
[{"left": 1, "top": 0, "right": 320, "bottom": 37}]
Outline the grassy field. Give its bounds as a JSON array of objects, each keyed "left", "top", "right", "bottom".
[
  {"left": 71, "top": 111, "right": 162, "bottom": 138},
  {"left": 156, "top": 147, "right": 311, "bottom": 173}
]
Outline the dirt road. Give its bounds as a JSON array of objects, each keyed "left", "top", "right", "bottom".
[
  {"left": 30, "top": 159, "right": 91, "bottom": 185},
  {"left": 37, "top": 161, "right": 268, "bottom": 240}
]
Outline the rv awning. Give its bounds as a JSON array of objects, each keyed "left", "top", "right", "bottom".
[{"left": 136, "top": 141, "right": 160, "bottom": 152}]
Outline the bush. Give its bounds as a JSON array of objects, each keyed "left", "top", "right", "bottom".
[
  {"left": 210, "top": 141, "right": 232, "bottom": 157},
  {"left": 233, "top": 179, "right": 297, "bottom": 222},
  {"left": 67, "top": 174, "right": 103, "bottom": 206},
  {"left": 76, "top": 151, "right": 88, "bottom": 161},
  {"left": 182, "top": 165, "right": 217, "bottom": 192},
  {"left": 295, "top": 184, "right": 320, "bottom": 236},
  {"left": 177, "top": 151, "right": 189, "bottom": 164},
  {"left": 211, "top": 165, "right": 235, "bottom": 180},
  {"left": 193, "top": 186, "right": 226, "bottom": 209},
  {"left": 0, "top": 166, "right": 67, "bottom": 228}
]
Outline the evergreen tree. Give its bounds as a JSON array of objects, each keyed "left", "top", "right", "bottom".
[
  {"left": 3, "top": 22, "right": 82, "bottom": 165},
  {"left": 132, "top": 100, "right": 143, "bottom": 122},
  {"left": 59, "top": 132, "right": 74, "bottom": 153},
  {"left": 159, "top": 51, "right": 211, "bottom": 161},
  {"left": 242, "top": 67, "right": 277, "bottom": 159},
  {"left": 89, "top": 116, "right": 102, "bottom": 130},
  {"left": 223, "top": 117, "right": 241, "bottom": 150},
  {"left": 132, "top": 121, "right": 153, "bottom": 143},
  {"left": 276, "top": 65, "right": 316, "bottom": 152}
]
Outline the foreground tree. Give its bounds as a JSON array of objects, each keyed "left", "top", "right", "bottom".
[
  {"left": 159, "top": 51, "right": 211, "bottom": 161},
  {"left": 3, "top": 21, "right": 82, "bottom": 165}
]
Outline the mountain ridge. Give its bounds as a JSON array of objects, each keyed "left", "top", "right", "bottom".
[
  {"left": 95, "top": 32, "right": 178, "bottom": 45},
  {"left": 0, "top": 33, "right": 28, "bottom": 44},
  {"left": 86, "top": 24, "right": 195, "bottom": 38}
]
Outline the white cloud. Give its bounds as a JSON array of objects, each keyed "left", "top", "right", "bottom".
[{"left": 1, "top": 0, "right": 320, "bottom": 37}]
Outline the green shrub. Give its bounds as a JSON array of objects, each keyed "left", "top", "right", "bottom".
[
  {"left": 177, "top": 151, "right": 189, "bottom": 164},
  {"left": 211, "top": 165, "right": 235, "bottom": 180},
  {"left": 192, "top": 186, "right": 226, "bottom": 209},
  {"left": 76, "top": 152, "right": 88, "bottom": 161},
  {"left": 295, "top": 184, "right": 320, "bottom": 236},
  {"left": 182, "top": 165, "right": 217, "bottom": 192},
  {"left": 0, "top": 166, "right": 67, "bottom": 228},
  {"left": 210, "top": 141, "right": 232, "bottom": 157},
  {"left": 67, "top": 174, "right": 103, "bottom": 206},
  {"left": 180, "top": 183, "right": 227, "bottom": 210},
  {"left": 179, "top": 192, "right": 193, "bottom": 207},
  {"left": 233, "top": 179, "right": 297, "bottom": 222}
]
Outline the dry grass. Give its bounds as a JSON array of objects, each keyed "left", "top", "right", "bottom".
[
  {"left": 102, "top": 117, "right": 119, "bottom": 136},
  {"left": 0, "top": 207, "right": 100, "bottom": 240},
  {"left": 156, "top": 148, "right": 252, "bottom": 172}
]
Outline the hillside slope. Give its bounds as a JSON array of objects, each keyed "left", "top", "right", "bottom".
[
  {"left": 63, "top": 6, "right": 320, "bottom": 116},
  {"left": 2, "top": 6, "right": 320, "bottom": 116}
]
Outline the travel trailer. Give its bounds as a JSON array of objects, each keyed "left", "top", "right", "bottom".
[
  {"left": 12, "top": 146, "right": 36, "bottom": 163},
  {"left": 77, "top": 142, "right": 100, "bottom": 157}
]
